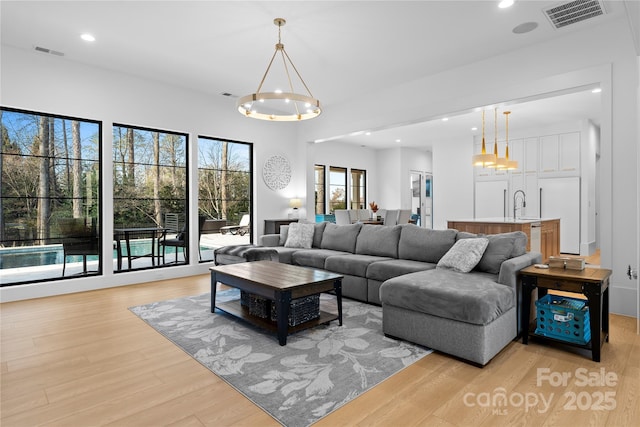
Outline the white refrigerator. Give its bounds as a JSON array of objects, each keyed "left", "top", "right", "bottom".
[
  {"left": 475, "top": 180, "right": 508, "bottom": 218},
  {"left": 539, "top": 177, "right": 580, "bottom": 254}
]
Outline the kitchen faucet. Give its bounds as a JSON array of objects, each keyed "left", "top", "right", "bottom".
[{"left": 513, "top": 190, "right": 526, "bottom": 220}]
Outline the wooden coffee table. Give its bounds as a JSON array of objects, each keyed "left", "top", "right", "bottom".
[{"left": 210, "top": 261, "right": 343, "bottom": 345}]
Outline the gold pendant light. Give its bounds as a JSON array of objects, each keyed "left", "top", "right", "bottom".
[
  {"left": 488, "top": 107, "right": 502, "bottom": 169},
  {"left": 237, "top": 18, "right": 321, "bottom": 121},
  {"left": 500, "top": 111, "right": 518, "bottom": 170},
  {"left": 472, "top": 109, "right": 497, "bottom": 167}
]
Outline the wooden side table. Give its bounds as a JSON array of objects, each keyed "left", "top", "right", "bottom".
[
  {"left": 519, "top": 264, "right": 612, "bottom": 362},
  {"left": 264, "top": 219, "right": 298, "bottom": 235}
]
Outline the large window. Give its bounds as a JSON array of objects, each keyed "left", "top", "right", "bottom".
[
  {"left": 350, "top": 168, "right": 366, "bottom": 209},
  {"left": 328, "top": 166, "right": 347, "bottom": 212},
  {"left": 314, "top": 165, "right": 325, "bottom": 214},
  {"left": 112, "top": 124, "right": 187, "bottom": 270},
  {"left": 1, "top": 108, "right": 102, "bottom": 286},
  {"left": 198, "top": 136, "right": 252, "bottom": 262}
]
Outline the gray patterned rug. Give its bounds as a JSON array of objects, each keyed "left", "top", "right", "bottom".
[{"left": 130, "top": 290, "right": 432, "bottom": 427}]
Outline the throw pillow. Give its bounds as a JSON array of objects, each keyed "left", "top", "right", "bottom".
[
  {"left": 436, "top": 237, "right": 489, "bottom": 273},
  {"left": 284, "top": 222, "right": 315, "bottom": 248},
  {"left": 476, "top": 234, "right": 516, "bottom": 274},
  {"left": 320, "top": 223, "right": 362, "bottom": 253},
  {"left": 279, "top": 225, "right": 289, "bottom": 245}
]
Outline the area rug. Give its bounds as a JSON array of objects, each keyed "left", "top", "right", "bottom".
[{"left": 130, "top": 290, "right": 432, "bottom": 427}]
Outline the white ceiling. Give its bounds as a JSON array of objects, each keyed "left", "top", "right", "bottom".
[{"left": 1, "top": 1, "right": 633, "bottom": 149}]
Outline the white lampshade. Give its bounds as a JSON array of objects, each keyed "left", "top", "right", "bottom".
[{"left": 289, "top": 198, "right": 302, "bottom": 209}]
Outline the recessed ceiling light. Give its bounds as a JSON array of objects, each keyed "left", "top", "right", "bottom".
[
  {"left": 81, "top": 33, "right": 96, "bottom": 42},
  {"left": 592, "top": 88, "right": 602, "bottom": 93},
  {"left": 499, "top": 0, "right": 514, "bottom": 9},
  {"left": 512, "top": 22, "right": 538, "bottom": 34},
  {"left": 395, "top": 139, "right": 401, "bottom": 143},
  {"left": 442, "top": 117, "right": 449, "bottom": 122},
  {"left": 365, "top": 132, "right": 371, "bottom": 136},
  {"left": 471, "top": 127, "right": 478, "bottom": 131}
]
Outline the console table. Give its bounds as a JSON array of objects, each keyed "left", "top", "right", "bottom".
[
  {"left": 519, "top": 264, "right": 611, "bottom": 362},
  {"left": 264, "top": 218, "right": 298, "bottom": 234}
]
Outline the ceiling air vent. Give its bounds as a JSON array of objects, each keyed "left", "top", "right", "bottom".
[
  {"left": 543, "top": 0, "right": 606, "bottom": 29},
  {"left": 34, "top": 46, "right": 65, "bottom": 56}
]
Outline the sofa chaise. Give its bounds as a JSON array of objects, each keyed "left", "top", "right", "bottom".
[{"left": 257, "top": 222, "right": 541, "bottom": 366}]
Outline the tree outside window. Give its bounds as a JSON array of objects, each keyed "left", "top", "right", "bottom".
[
  {"left": 329, "top": 166, "right": 347, "bottom": 212},
  {"left": 1, "top": 108, "right": 102, "bottom": 285}
]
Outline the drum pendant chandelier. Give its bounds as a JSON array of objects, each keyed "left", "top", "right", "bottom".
[{"left": 237, "top": 18, "right": 322, "bottom": 121}]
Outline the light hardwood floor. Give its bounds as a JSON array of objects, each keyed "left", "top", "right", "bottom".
[{"left": 1, "top": 274, "right": 638, "bottom": 426}]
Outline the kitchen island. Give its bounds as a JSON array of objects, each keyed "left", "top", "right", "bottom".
[{"left": 447, "top": 218, "right": 560, "bottom": 262}]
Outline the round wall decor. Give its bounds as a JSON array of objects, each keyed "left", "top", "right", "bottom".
[{"left": 263, "top": 155, "right": 292, "bottom": 190}]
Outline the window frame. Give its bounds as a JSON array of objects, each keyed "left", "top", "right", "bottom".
[
  {"left": 112, "top": 122, "right": 188, "bottom": 271},
  {"left": 197, "top": 135, "right": 253, "bottom": 263},
  {"left": 314, "top": 164, "right": 326, "bottom": 215},
  {"left": 328, "top": 166, "right": 347, "bottom": 213},
  {"left": 1, "top": 106, "right": 103, "bottom": 286},
  {"left": 350, "top": 168, "right": 367, "bottom": 210}
]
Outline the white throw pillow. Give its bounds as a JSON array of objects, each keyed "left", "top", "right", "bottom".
[
  {"left": 436, "top": 237, "right": 489, "bottom": 273},
  {"left": 284, "top": 222, "right": 315, "bottom": 249}
]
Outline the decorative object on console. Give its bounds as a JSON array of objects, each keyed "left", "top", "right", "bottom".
[
  {"left": 289, "top": 198, "right": 302, "bottom": 218},
  {"left": 548, "top": 256, "right": 586, "bottom": 270},
  {"left": 236, "top": 18, "right": 322, "bottom": 121},
  {"left": 263, "top": 154, "right": 291, "bottom": 190}
]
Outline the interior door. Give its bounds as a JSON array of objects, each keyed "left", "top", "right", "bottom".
[{"left": 539, "top": 177, "right": 580, "bottom": 254}]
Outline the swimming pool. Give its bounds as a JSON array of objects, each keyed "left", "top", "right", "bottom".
[{"left": 0, "top": 241, "right": 186, "bottom": 270}]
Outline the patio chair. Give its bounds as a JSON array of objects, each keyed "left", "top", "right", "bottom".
[
  {"left": 220, "top": 214, "right": 250, "bottom": 236},
  {"left": 159, "top": 216, "right": 206, "bottom": 264},
  {"left": 60, "top": 217, "right": 100, "bottom": 276}
]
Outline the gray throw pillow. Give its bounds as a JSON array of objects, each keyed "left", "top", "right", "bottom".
[
  {"left": 279, "top": 225, "right": 289, "bottom": 246},
  {"left": 312, "top": 222, "right": 327, "bottom": 248},
  {"left": 284, "top": 222, "right": 315, "bottom": 248},
  {"left": 436, "top": 237, "right": 489, "bottom": 273},
  {"left": 398, "top": 225, "right": 458, "bottom": 263},
  {"left": 321, "top": 223, "right": 362, "bottom": 253},
  {"left": 457, "top": 230, "right": 528, "bottom": 274},
  {"left": 355, "top": 224, "right": 401, "bottom": 257}
]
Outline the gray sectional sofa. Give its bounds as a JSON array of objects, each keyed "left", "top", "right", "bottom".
[{"left": 258, "top": 222, "right": 541, "bottom": 366}]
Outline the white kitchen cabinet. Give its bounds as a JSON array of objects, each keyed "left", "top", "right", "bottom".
[
  {"left": 539, "top": 135, "right": 559, "bottom": 173},
  {"left": 475, "top": 180, "right": 508, "bottom": 218},
  {"left": 524, "top": 137, "right": 539, "bottom": 174},
  {"left": 509, "top": 138, "right": 524, "bottom": 174},
  {"left": 524, "top": 174, "right": 539, "bottom": 219},
  {"left": 539, "top": 132, "right": 580, "bottom": 174},
  {"left": 559, "top": 132, "right": 580, "bottom": 172},
  {"left": 539, "top": 176, "right": 580, "bottom": 254}
]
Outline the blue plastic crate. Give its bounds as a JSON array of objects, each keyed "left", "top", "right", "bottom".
[{"left": 535, "top": 294, "right": 591, "bottom": 345}]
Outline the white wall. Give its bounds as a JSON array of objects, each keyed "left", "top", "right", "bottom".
[
  {"left": 299, "top": 18, "right": 638, "bottom": 317},
  {"left": 583, "top": 119, "right": 599, "bottom": 254},
  {"left": 375, "top": 147, "right": 402, "bottom": 209},
  {"left": 432, "top": 138, "right": 475, "bottom": 229},
  {"left": 305, "top": 141, "right": 378, "bottom": 219},
  {"left": 0, "top": 45, "right": 299, "bottom": 301}
]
